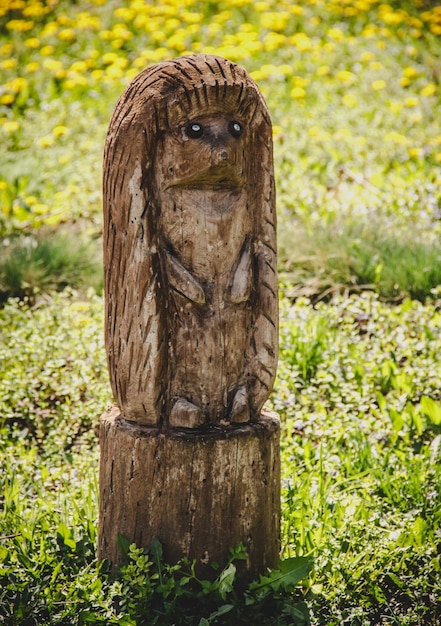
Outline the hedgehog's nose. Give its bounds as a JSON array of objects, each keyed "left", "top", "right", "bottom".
[{"left": 211, "top": 148, "right": 230, "bottom": 166}]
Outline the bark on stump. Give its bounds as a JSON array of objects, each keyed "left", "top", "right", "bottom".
[{"left": 98, "top": 405, "right": 280, "bottom": 579}]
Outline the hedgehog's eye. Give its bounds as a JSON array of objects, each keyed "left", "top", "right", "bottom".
[
  {"left": 186, "top": 122, "right": 204, "bottom": 138},
  {"left": 228, "top": 120, "right": 243, "bottom": 137}
]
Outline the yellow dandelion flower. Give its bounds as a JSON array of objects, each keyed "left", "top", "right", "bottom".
[
  {"left": 342, "top": 93, "right": 357, "bottom": 107},
  {"left": 278, "top": 64, "right": 293, "bottom": 76},
  {"left": 57, "top": 14, "right": 72, "bottom": 26},
  {"left": 126, "top": 68, "right": 138, "bottom": 81},
  {"left": 41, "top": 22, "right": 58, "bottom": 37},
  {"left": 63, "top": 79, "right": 76, "bottom": 90},
  {"left": 70, "top": 302, "right": 91, "bottom": 312},
  {"left": 26, "top": 61, "right": 39, "bottom": 73},
  {"left": 43, "top": 58, "right": 63, "bottom": 73},
  {"left": 1, "top": 94, "right": 15, "bottom": 105},
  {"left": 289, "top": 5, "right": 304, "bottom": 16},
  {"left": 41, "top": 45, "right": 55, "bottom": 56},
  {"left": 182, "top": 11, "right": 202, "bottom": 24},
  {"left": 403, "top": 66, "right": 418, "bottom": 78},
  {"left": 70, "top": 60, "right": 88, "bottom": 73},
  {"left": 106, "top": 65, "right": 124, "bottom": 79},
  {"left": 250, "top": 69, "right": 265, "bottom": 82},
  {"left": 23, "top": 3, "right": 50, "bottom": 17},
  {"left": 168, "top": 30, "right": 188, "bottom": 52},
  {"left": 289, "top": 32, "right": 312, "bottom": 52},
  {"left": 114, "top": 7, "right": 135, "bottom": 21},
  {"left": 1, "top": 43, "right": 13, "bottom": 55},
  {"left": 58, "top": 28, "right": 76, "bottom": 41},
  {"left": 260, "top": 11, "right": 290, "bottom": 32},
  {"left": 336, "top": 70, "right": 356, "bottom": 84},
  {"left": 2, "top": 120, "right": 20, "bottom": 132},
  {"left": 37, "top": 134, "right": 54, "bottom": 147},
  {"left": 99, "top": 29, "right": 113, "bottom": 41},
  {"left": 404, "top": 96, "right": 419, "bottom": 107},
  {"left": 316, "top": 65, "right": 330, "bottom": 76},
  {"left": 6, "top": 19, "right": 35, "bottom": 32},
  {"left": 24, "top": 195, "right": 38, "bottom": 206},
  {"left": 408, "top": 147, "right": 423, "bottom": 159},
  {"left": 328, "top": 27, "right": 345, "bottom": 41},
  {"left": 290, "top": 86, "right": 306, "bottom": 99},
  {"left": 112, "top": 23, "right": 133, "bottom": 41},
  {"left": 133, "top": 56, "right": 147, "bottom": 70},
  {"left": 308, "top": 126, "right": 321, "bottom": 138},
  {"left": 25, "top": 37, "right": 40, "bottom": 48},
  {"left": 53, "top": 125, "right": 68, "bottom": 138},
  {"left": 379, "top": 6, "right": 405, "bottom": 25},
  {"left": 91, "top": 69, "right": 104, "bottom": 81},
  {"left": 1, "top": 59, "right": 17, "bottom": 70},
  {"left": 32, "top": 203, "right": 50, "bottom": 215},
  {"left": 102, "top": 52, "right": 119, "bottom": 65},
  {"left": 362, "top": 24, "right": 378, "bottom": 38},
  {"left": 292, "top": 75, "right": 309, "bottom": 88},
  {"left": 263, "top": 32, "right": 286, "bottom": 52},
  {"left": 389, "top": 101, "right": 403, "bottom": 114},
  {"left": 420, "top": 83, "right": 437, "bottom": 97},
  {"left": 371, "top": 79, "right": 386, "bottom": 91}
]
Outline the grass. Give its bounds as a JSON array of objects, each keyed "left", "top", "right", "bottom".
[
  {"left": 0, "top": 229, "right": 102, "bottom": 302},
  {"left": 1, "top": 290, "right": 440, "bottom": 624},
  {"left": 279, "top": 218, "right": 441, "bottom": 302},
  {"left": 1, "top": 0, "right": 441, "bottom": 623}
]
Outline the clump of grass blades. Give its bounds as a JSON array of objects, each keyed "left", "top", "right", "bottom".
[
  {"left": 279, "top": 218, "right": 441, "bottom": 302},
  {"left": 0, "top": 229, "right": 102, "bottom": 303}
]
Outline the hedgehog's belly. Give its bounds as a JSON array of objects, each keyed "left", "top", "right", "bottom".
[
  {"left": 159, "top": 187, "right": 250, "bottom": 283},
  {"left": 159, "top": 189, "right": 253, "bottom": 423},
  {"left": 167, "top": 293, "right": 251, "bottom": 422}
]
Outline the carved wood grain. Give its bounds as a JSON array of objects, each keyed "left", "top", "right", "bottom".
[{"left": 103, "top": 54, "right": 278, "bottom": 428}]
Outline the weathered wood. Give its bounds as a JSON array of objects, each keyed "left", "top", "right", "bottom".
[
  {"left": 100, "top": 54, "right": 280, "bottom": 578},
  {"left": 98, "top": 405, "right": 280, "bottom": 579},
  {"left": 102, "top": 54, "right": 277, "bottom": 428}
]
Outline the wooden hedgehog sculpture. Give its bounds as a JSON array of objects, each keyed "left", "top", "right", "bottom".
[{"left": 103, "top": 54, "right": 277, "bottom": 429}]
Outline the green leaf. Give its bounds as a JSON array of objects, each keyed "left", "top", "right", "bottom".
[
  {"left": 218, "top": 563, "right": 236, "bottom": 600},
  {"left": 249, "top": 556, "right": 313, "bottom": 592},
  {"left": 421, "top": 396, "right": 441, "bottom": 426},
  {"left": 209, "top": 604, "right": 235, "bottom": 619},
  {"left": 57, "top": 523, "right": 76, "bottom": 550},
  {"left": 117, "top": 533, "right": 131, "bottom": 558}
]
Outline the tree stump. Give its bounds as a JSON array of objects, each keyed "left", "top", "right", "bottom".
[
  {"left": 99, "top": 54, "right": 280, "bottom": 579},
  {"left": 98, "top": 405, "right": 280, "bottom": 578}
]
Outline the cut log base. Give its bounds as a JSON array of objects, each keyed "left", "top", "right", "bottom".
[{"left": 98, "top": 405, "right": 281, "bottom": 581}]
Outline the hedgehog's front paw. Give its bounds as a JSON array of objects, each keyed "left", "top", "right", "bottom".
[
  {"left": 169, "top": 398, "right": 205, "bottom": 428},
  {"left": 230, "top": 385, "right": 250, "bottom": 424}
]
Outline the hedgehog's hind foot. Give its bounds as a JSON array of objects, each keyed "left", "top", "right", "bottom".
[
  {"left": 169, "top": 397, "right": 205, "bottom": 429},
  {"left": 230, "top": 385, "right": 250, "bottom": 424}
]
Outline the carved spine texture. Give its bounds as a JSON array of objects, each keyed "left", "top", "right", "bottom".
[{"left": 103, "top": 54, "right": 277, "bottom": 428}]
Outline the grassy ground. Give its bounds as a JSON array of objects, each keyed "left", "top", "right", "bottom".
[{"left": 1, "top": 0, "right": 441, "bottom": 624}]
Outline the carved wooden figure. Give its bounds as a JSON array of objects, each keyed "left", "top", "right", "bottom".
[
  {"left": 100, "top": 54, "right": 280, "bottom": 576},
  {"left": 103, "top": 53, "right": 277, "bottom": 429}
]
